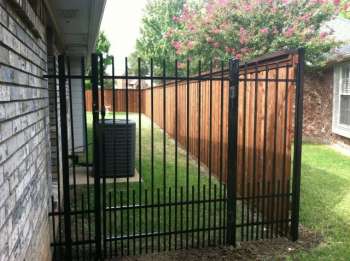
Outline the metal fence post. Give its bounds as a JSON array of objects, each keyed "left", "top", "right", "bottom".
[
  {"left": 91, "top": 53, "right": 102, "bottom": 258},
  {"left": 291, "top": 48, "right": 305, "bottom": 241},
  {"left": 226, "top": 58, "right": 240, "bottom": 246},
  {"left": 58, "top": 55, "right": 72, "bottom": 260}
]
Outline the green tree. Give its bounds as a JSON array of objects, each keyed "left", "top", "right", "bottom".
[
  {"left": 96, "top": 31, "right": 112, "bottom": 73},
  {"left": 129, "top": 0, "right": 189, "bottom": 76},
  {"left": 86, "top": 31, "right": 112, "bottom": 89},
  {"left": 133, "top": 0, "right": 346, "bottom": 73}
]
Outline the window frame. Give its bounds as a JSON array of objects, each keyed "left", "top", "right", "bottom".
[{"left": 332, "top": 61, "right": 350, "bottom": 138}]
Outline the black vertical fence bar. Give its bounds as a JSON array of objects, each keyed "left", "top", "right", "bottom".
[
  {"left": 208, "top": 61, "right": 213, "bottom": 246},
  {"left": 213, "top": 184, "right": 217, "bottom": 244},
  {"left": 168, "top": 187, "right": 172, "bottom": 251},
  {"left": 219, "top": 61, "right": 224, "bottom": 244},
  {"left": 271, "top": 64, "right": 279, "bottom": 238},
  {"left": 174, "top": 59, "right": 178, "bottom": 250},
  {"left": 109, "top": 192, "right": 112, "bottom": 259},
  {"left": 91, "top": 53, "right": 101, "bottom": 258},
  {"left": 81, "top": 194, "right": 86, "bottom": 261},
  {"left": 162, "top": 59, "right": 167, "bottom": 252},
  {"left": 67, "top": 57, "right": 79, "bottom": 259},
  {"left": 150, "top": 58, "right": 155, "bottom": 253},
  {"left": 241, "top": 63, "right": 248, "bottom": 241},
  {"left": 291, "top": 48, "right": 305, "bottom": 241},
  {"left": 246, "top": 181, "right": 250, "bottom": 241},
  {"left": 132, "top": 190, "right": 136, "bottom": 255},
  {"left": 202, "top": 185, "right": 206, "bottom": 247},
  {"left": 251, "top": 63, "right": 258, "bottom": 241},
  {"left": 100, "top": 54, "right": 107, "bottom": 259},
  {"left": 138, "top": 58, "right": 142, "bottom": 256},
  {"left": 145, "top": 189, "right": 148, "bottom": 253},
  {"left": 124, "top": 57, "right": 130, "bottom": 255},
  {"left": 112, "top": 57, "right": 117, "bottom": 255},
  {"left": 185, "top": 59, "right": 190, "bottom": 249},
  {"left": 112, "top": 57, "right": 116, "bottom": 122},
  {"left": 223, "top": 185, "right": 227, "bottom": 242},
  {"left": 180, "top": 186, "right": 184, "bottom": 249},
  {"left": 157, "top": 188, "right": 161, "bottom": 252},
  {"left": 196, "top": 61, "right": 201, "bottom": 247},
  {"left": 52, "top": 56, "right": 62, "bottom": 249},
  {"left": 58, "top": 55, "right": 72, "bottom": 260},
  {"left": 226, "top": 58, "right": 239, "bottom": 246},
  {"left": 80, "top": 57, "right": 92, "bottom": 255},
  {"left": 261, "top": 64, "right": 269, "bottom": 239},
  {"left": 256, "top": 181, "right": 261, "bottom": 240},
  {"left": 191, "top": 186, "right": 195, "bottom": 248},
  {"left": 276, "top": 180, "right": 281, "bottom": 235},
  {"left": 282, "top": 65, "right": 290, "bottom": 236},
  {"left": 120, "top": 191, "right": 124, "bottom": 256},
  {"left": 113, "top": 181, "right": 118, "bottom": 256},
  {"left": 266, "top": 181, "right": 271, "bottom": 238},
  {"left": 51, "top": 196, "right": 57, "bottom": 260}
]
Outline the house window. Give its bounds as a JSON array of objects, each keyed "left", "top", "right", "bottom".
[{"left": 333, "top": 62, "right": 350, "bottom": 138}]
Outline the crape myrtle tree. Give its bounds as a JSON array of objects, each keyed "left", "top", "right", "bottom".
[{"left": 132, "top": 0, "right": 348, "bottom": 75}]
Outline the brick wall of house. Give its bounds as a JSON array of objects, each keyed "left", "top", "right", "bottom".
[
  {"left": 303, "top": 68, "right": 350, "bottom": 148},
  {"left": 0, "top": 0, "right": 52, "bottom": 260}
]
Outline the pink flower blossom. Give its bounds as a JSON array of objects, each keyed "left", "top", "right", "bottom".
[
  {"left": 213, "top": 42, "right": 220, "bottom": 48},
  {"left": 218, "top": 0, "right": 229, "bottom": 7},
  {"left": 283, "top": 27, "right": 295, "bottom": 37},
  {"left": 333, "top": 0, "right": 340, "bottom": 5},
  {"left": 206, "top": 3, "right": 215, "bottom": 14},
  {"left": 212, "top": 28, "right": 221, "bottom": 34},
  {"left": 206, "top": 37, "right": 214, "bottom": 43},
  {"left": 172, "top": 41, "right": 181, "bottom": 50},
  {"left": 173, "top": 16, "right": 179, "bottom": 22},
  {"left": 225, "top": 46, "right": 235, "bottom": 54},
  {"left": 243, "top": 4, "right": 252, "bottom": 12},
  {"left": 187, "top": 41, "right": 194, "bottom": 49},
  {"left": 241, "top": 47, "right": 249, "bottom": 54},
  {"left": 260, "top": 27, "right": 269, "bottom": 35},
  {"left": 319, "top": 31, "right": 328, "bottom": 38},
  {"left": 300, "top": 13, "right": 311, "bottom": 22},
  {"left": 344, "top": 3, "right": 350, "bottom": 11},
  {"left": 239, "top": 27, "right": 249, "bottom": 44}
]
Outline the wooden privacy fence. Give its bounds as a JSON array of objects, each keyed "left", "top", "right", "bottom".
[
  {"left": 85, "top": 51, "right": 298, "bottom": 230},
  {"left": 85, "top": 52, "right": 296, "bottom": 193}
]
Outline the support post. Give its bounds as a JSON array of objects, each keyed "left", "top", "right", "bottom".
[
  {"left": 58, "top": 55, "right": 72, "bottom": 260},
  {"left": 91, "top": 53, "right": 102, "bottom": 258},
  {"left": 291, "top": 48, "right": 305, "bottom": 241},
  {"left": 226, "top": 58, "right": 240, "bottom": 246}
]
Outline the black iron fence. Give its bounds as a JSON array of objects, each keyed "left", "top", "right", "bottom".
[{"left": 47, "top": 49, "right": 304, "bottom": 260}]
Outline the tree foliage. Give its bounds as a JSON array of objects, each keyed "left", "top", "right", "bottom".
[
  {"left": 96, "top": 31, "right": 112, "bottom": 73},
  {"left": 132, "top": 0, "right": 347, "bottom": 74},
  {"left": 129, "top": 0, "right": 191, "bottom": 75}
]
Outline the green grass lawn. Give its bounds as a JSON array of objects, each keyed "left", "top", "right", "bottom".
[
  {"left": 291, "top": 144, "right": 350, "bottom": 260},
  {"left": 71, "top": 112, "right": 227, "bottom": 255}
]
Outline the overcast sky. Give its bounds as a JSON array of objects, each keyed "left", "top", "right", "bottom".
[{"left": 100, "top": 0, "right": 148, "bottom": 66}]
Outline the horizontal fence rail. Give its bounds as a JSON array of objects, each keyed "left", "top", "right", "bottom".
[{"left": 48, "top": 49, "right": 303, "bottom": 260}]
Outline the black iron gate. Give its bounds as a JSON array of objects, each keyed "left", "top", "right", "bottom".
[{"left": 48, "top": 49, "right": 304, "bottom": 260}]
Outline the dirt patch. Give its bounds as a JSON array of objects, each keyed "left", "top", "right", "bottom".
[{"left": 120, "top": 226, "right": 322, "bottom": 261}]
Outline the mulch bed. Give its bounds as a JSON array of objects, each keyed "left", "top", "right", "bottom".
[{"left": 120, "top": 226, "right": 322, "bottom": 260}]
